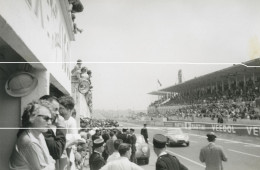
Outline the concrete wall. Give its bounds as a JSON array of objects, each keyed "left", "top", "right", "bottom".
[
  {"left": 0, "top": 0, "right": 73, "bottom": 95},
  {"left": 0, "top": 68, "right": 20, "bottom": 169},
  {"left": 0, "top": 0, "right": 75, "bottom": 168}
]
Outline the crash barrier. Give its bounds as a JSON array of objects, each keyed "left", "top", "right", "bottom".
[{"left": 164, "top": 121, "right": 260, "bottom": 138}]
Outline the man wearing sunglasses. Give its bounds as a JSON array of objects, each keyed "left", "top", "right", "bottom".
[{"left": 40, "top": 95, "right": 67, "bottom": 170}]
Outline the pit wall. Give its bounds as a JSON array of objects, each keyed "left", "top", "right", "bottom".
[{"left": 124, "top": 119, "right": 260, "bottom": 138}]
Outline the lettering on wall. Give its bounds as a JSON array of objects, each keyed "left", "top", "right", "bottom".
[
  {"left": 24, "top": 0, "right": 70, "bottom": 77},
  {"left": 246, "top": 126, "right": 260, "bottom": 136},
  {"left": 211, "top": 124, "right": 236, "bottom": 134}
]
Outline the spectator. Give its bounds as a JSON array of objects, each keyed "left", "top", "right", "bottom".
[
  {"left": 129, "top": 128, "right": 137, "bottom": 163},
  {"left": 9, "top": 101, "right": 55, "bottom": 170},
  {"left": 153, "top": 134, "right": 188, "bottom": 170},
  {"left": 71, "top": 59, "right": 83, "bottom": 76},
  {"left": 75, "top": 143, "right": 89, "bottom": 170},
  {"left": 107, "top": 139, "right": 123, "bottom": 163},
  {"left": 89, "top": 138, "right": 106, "bottom": 170},
  {"left": 100, "top": 143, "right": 143, "bottom": 170},
  {"left": 68, "top": 0, "right": 84, "bottom": 13},
  {"left": 141, "top": 124, "right": 148, "bottom": 143},
  {"left": 106, "top": 131, "right": 116, "bottom": 156},
  {"left": 58, "top": 95, "right": 85, "bottom": 169},
  {"left": 199, "top": 132, "right": 227, "bottom": 170},
  {"left": 40, "top": 95, "right": 67, "bottom": 170}
]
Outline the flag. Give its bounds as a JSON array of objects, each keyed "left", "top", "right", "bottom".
[{"left": 157, "top": 79, "right": 162, "bottom": 86}]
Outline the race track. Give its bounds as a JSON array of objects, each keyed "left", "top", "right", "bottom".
[{"left": 120, "top": 122, "right": 260, "bottom": 170}]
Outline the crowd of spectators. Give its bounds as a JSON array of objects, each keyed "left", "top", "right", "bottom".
[
  {"left": 80, "top": 118, "right": 119, "bottom": 128},
  {"left": 149, "top": 78, "right": 260, "bottom": 121},
  {"left": 71, "top": 59, "right": 93, "bottom": 113},
  {"left": 9, "top": 93, "right": 142, "bottom": 170}
]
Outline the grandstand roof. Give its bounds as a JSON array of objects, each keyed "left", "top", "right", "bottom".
[
  {"left": 148, "top": 91, "right": 170, "bottom": 95},
  {"left": 153, "top": 58, "right": 260, "bottom": 94}
]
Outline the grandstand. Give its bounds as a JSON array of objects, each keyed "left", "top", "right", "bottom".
[{"left": 148, "top": 58, "right": 260, "bottom": 124}]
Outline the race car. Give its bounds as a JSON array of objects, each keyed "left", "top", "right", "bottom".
[
  {"left": 165, "top": 128, "right": 190, "bottom": 147},
  {"left": 135, "top": 134, "right": 150, "bottom": 164}
]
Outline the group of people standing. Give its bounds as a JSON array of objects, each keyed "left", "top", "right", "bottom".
[
  {"left": 88, "top": 128, "right": 143, "bottom": 170},
  {"left": 9, "top": 95, "right": 85, "bottom": 170},
  {"left": 8, "top": 93, "right": 227, "bottom": 170}
]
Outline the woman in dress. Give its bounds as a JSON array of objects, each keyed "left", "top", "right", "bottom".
[{"left": 9, "top": 100, "right": 56, "bottom": 170}]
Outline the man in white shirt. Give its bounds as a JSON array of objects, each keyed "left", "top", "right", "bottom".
[
  {"left": 107, "top": 139, "right": 123, "bottom": 162},
  {"left": 100, "top": 143, "right": 143, "bottom": 170}
]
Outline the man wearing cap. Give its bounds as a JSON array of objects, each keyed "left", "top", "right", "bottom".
[
  {"left": 89, "top": 138, "right": 106, "bottom": 170},
  {"left": 120, "top": 128, "right": 129, "bottom": 143},
  {"left": 71, "top": 59, "right": 83, "bottom": 76},
  {"left": 141, "top": 124, "right": 148, "bottom": 143},
  {"left": 199, "top": 132, "right": 227, "bottom": 170},
  {"left": 153, "top": 134, "right": 188, "bottom": 170},
  {"left": 129, "top": 128, "right": 137, "bottom": 163},
  {"left": 100, "top": 143, "right": 143, "bottom": 170}
]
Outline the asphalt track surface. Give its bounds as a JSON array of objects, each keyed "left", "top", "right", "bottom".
[{"left": 120, "top": 122, "right": 260, "bottom": 170}]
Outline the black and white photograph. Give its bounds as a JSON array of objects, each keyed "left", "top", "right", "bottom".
[{"left": 1, "top": 0, "right": 260, "bottom": 170}]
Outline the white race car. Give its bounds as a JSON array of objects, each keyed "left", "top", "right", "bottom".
[{"left": 165, "top": 128, "right": 190, "bottom": 147}]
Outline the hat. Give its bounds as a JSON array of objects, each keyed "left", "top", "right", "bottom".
[
  {"left": 93, "top": 138, "right": 104, "bottom": 148},
  {"left": 77, "top": 59, "right": 82, "bottom": 63},
  {"left": 5, "top": 72, "right": 38, "bottom": 97},
  {"left": 206, "top": 132, "right": 217, "bottom": 139},
  {"left": 153, "top": 134, "right": 167, "bottom": 148},
  {"left": 130, "top": 128, "right": 135, "bottom": 131},
  {"left": 144, "top": 124, "right": 147, "bottom": 126},
  {"left": 122, "top": 128, "right": 128, "bottom": 132}
]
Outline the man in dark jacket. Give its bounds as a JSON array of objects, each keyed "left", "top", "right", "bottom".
[
  {"left": 153, "top": 134, "right": 188, "bottom": 170},
  {"left": 141, "top": 124, "right": 148, "bottom": 143},
  {"left": 129, "top": 128, "right": 137, "bottom": 163},
  {"left": 89, "top": 138, "right": 106, "bottom": 170},
  {"left": 40, "top": 95, "right": 67, "bottom": 170},
  {"left": 121, "top": 128, "right": 129, "bottom": 143}
]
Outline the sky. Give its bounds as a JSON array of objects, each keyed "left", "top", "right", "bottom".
[{"left": 70, "top": 0, "right": 260, "bottom": 110}]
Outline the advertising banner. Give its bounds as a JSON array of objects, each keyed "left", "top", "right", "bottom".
[{"left": 166, "top": 121, "right": 260, "bottom": 137}]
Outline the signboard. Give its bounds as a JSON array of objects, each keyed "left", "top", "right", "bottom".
[{"left": 165, "top": 121, "right": 260, "bottom": 137}]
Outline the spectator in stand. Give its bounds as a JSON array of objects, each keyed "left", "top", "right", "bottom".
[
  {"left": 71, "top": 14, "right": 83, "bottom": 34},
  {"left": 68, "top": 0, "right": 84, "bottom": 13},
  {"left": 40, "top": 95, "right": 67, "bottom": 170},
  {"left": 9, "top": 101, "right": 55, "bottom": 170},
  {"left": 78, "top": 67, "right": 89, "bottom": 81},
  {"left": 107, "top": 139, "right": 123, "bottom": 162},
  {"left": 89, "top": 139, "right": 106, "bottom": 170},
  {"left": 100, "top": 143, "right": 143, "bottom": 170},
  {"left": 71, "top": 59, "right": 82, "bottom": 76}
]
